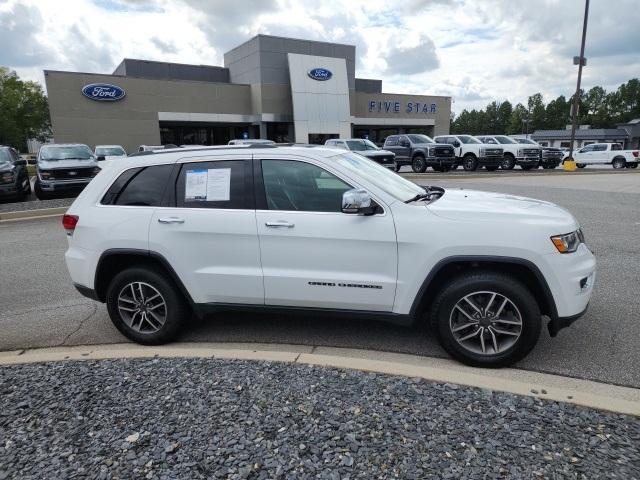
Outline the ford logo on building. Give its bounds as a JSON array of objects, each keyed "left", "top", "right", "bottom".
[
  {"left": 81, "top": 83, "right": 126, "bottom": 101},
  {"left": 307, "top": 68, "right": 332, "bottom": 81}
]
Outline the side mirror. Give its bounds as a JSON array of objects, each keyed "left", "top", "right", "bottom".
[
  {"left": 342, "top": 188, "right": 376, "bottom": 215},
  {"left": 452, "top": 141, "right": 461, "bottom": 147},
  {"left": 97, "top": 155, "right": 105, "bottom": 161}
]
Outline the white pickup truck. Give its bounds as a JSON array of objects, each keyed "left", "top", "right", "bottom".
[{"left": 573, "top": 143, "right": 639, "bottom": 169}]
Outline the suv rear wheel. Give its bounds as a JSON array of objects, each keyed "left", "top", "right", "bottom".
[
  {"left": 429, "top": 271, "right": 541, "bottom": 368},
  {"left": 612, "top": 157, "right": 626, "bottom": 169},
  {"left": 106, "top": 266, "right": 189, "bottom": 345}
]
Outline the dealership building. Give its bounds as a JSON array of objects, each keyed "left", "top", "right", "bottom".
[{"left": 44, "top": 34, "right": 451, "bottom": 152}]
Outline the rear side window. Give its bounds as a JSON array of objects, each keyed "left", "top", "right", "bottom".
[
  {"left": 611, "top": 143, "right": 622, "bottom": 151},
  {"left": 385, "top": 136, "right": 398, "bottom": 146},
  {"left": 176, "top": 160, "right": 251, "bottom": 209},
  {"left": 101, "top": 165, "right": 172, "bottom": 206}
]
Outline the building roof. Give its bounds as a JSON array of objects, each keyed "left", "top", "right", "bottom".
[{"left": 531, "top": 128, "right": 629, "bottom": 140}]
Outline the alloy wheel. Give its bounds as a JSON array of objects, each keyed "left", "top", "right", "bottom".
[
  {"left": 449, "top": 291, "right": 522, "bottom": 355},
  {"left": 117, "top": 282, "right": 167, "bottom": 334}
]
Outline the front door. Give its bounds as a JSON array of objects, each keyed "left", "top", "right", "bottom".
[
  {"left": 254, "top": 156, "right": 398, "bottom": 311},
  {"left": 149, "top": 156, "right": 263, "bottom": 305}
]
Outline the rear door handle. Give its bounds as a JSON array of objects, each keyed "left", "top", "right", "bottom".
[
  {"left": 265, "top": 221, "right": 294, "bottom": 228},
  {"left": 158, "top": 217, "right": 185, "bottom": 224}
]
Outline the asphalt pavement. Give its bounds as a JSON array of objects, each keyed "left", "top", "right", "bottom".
[{"left": 1, "top": 171, "right": 639, "bottom": 387}]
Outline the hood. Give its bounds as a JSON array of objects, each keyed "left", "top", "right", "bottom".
[
  {"left": 428, "top": 188, "right": 577, "bottom": 228},
  {"left": 38, "top": 158, "right": 98, "bottom": 170},
  {"left": 99, "top": 155, "right": 126, "bottom": 161},
  {"left": 361, "top": 149, "right": 394, "bottom": 158}
]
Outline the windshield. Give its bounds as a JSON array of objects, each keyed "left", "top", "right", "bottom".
[
  {"left": 333, "top": 152, "right": 426, "bottom": 202},
  {"left": 96, "top": 147, "right": 126, "bottom": 156},
  {"left": 346, "top": 140, "right": 367, "bottom": 151},
  {"left": 457, "top": 135, "right": 482, "bottom": 144},
  {"left": 408, "top": 134, "right": 434, "bottom": 144},
  {"left": 40, "top": 145, "right": 94, "bottom": 161},
  {"left": 0, "top": 149, "right": 12, "bottom": 166},
  {"left": 495, "top": 136, "right": 518, "bottom": 144},
  {"left": 516, "top": 138, "right": 536, "bottom": 145}
]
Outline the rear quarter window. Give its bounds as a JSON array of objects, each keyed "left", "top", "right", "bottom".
[{"left": 101, "top": 165, "right": 173, "bottom": 206}]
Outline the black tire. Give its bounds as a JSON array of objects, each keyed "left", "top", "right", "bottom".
[
  {"left": 106, "top": 266, "right": 190, "bottom": 345},
  {"left": 501, "top": 154, "right": 516, "bottom": 170},
  {"left": 629, "top": 163, "right": 638, "bottom": 169},
  {"left": 485, "top": 166, "right": 498, "bottom": 172},
  {"left": 576, "top": 163, "right": 586, "bottom": 168},
  {"left": 412, "top": 155, "right": 427, "bottom": 173},
  {"left": 612, "top": 157, "right": 626, "bottom": 169},
  {"left": 429, "top": 271, "right": 541, "bottom": 368},
  {"left": 34, "top": 181, "right": 51, "bottom": 200},
  {"left": 462, "top": 154, "right": 478, "bottom": 171}
]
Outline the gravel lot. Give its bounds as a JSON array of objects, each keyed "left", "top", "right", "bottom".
[
  {"left": 0, "top": 197, "right": 73, "bottom": 213},
  {"left": 1, "top": 358, "right": 639, "bottom": 479}
]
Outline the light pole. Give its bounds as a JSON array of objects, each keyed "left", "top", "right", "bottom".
[{"left": 565, "top": 0, "right": 590, "bottom": 171}]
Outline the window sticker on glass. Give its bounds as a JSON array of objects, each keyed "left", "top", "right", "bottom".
[
  {"left": 205, "top": 168, "right": 231, "bottom": 202},
  {"left": 185, "top": 169, "right": 208, "bottom": 201}
]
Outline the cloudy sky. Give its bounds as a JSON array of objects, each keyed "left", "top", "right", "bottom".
[{"left": 1, "top": 0, "right": 638, "bottom": 115}]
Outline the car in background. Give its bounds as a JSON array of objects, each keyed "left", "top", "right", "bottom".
[
  {"left": 95, "top": 145, "right": 127, "bottom": 161},
  {"left": 0, "top": 146, "right": 31, "bottom": 202},
  {"left": 383, "top": 134, "right": 456, "bottom": 173},
  {"left": 138, "top": 145, "right": 165, "bottom": 152},
  {"left": 228, "top": 139, "right": 275, "bottom": 146},
  {"left": 324, "top": 138, "right": 396, "bottom": 169},
  {"left": 34, "top": 144, "right": 101, "bottom": 200},
  {"left": 477, "top": 135, "right": 541, "bottom": 170},
  {"left": 433, "top": 134, "right": 503, "bottom": 171},
  {"left": 514, "top": 138, "right": 563, "bottom": 169},
  {"left": 572, "top": 143, "right": 639, "bottom": 169}
]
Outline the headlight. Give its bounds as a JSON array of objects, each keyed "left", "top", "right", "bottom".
[
  {"left": 39, "top": 170, "right": 52, "bottom": 179},
  {"left": 479, "top": 148, "right": 486, "bottom": 155},
  {"left": 517, "top": 149, "right": 524, "bottom": 156},
  {"left": 1, "top": 172, "right": 14, "bottom": 182},
  {"left": 428, "top": 147, "right": 435, "bottom": 156},
  {"left": 551, "top": 229, "right": 584, "bottom": 253}
]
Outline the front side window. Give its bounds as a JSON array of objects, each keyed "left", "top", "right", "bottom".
[
  {"left": 40, "top": 145, "right": 94, "bottom": 161},
  {"left": 580, "top": 145, "right": 593, "bottom": 152},
  {"left": 495, "top": 136, "right": 517, "bottom": 144},
  {"left": 593, "top": 144, "right": 607, "bottom": 151},
  {"left": 177, "top": 160, "right": 249, "bottom": 209},
  {"left": 261, "top": 160, "right": 352, "bottom": 212}
]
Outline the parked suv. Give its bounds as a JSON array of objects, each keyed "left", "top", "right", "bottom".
[
  {"left": 325, "top": 138, "right": 396, "bottom": 169},
  {"left": 383, "top": 134, "right": 456, "bottom": 173},
  {"left": 433, "top": 134, "right": 503, "bottom": 171},
  {"left": 64, "top": 145, "right": 595, "bottom": 368},
  {"left": 0, "top": 146, "right": 31, "bottom": 201},
  {"left": 35, "top": 144, "right": 101, "bottom": 200},
  {"left": 514, "top": 138, "right": 562, "bottom": 169},
  {"left": 477, "top": 135, "right": 541, "bottom": 170}
]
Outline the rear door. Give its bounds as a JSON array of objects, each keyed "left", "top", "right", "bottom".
[
  {"left": 383, "top": 136, "right": 403, "bottom": 159},
  {"left": 253, "top": 154, "right": 398, "bottom": 311},
  {"left": 149, "top": 155, "right": 263, "bottom": 305}
]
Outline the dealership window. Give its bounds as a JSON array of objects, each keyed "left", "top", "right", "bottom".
[
  {"left": 261, "top": 160, "right": 352, "bottom": 212},
  {"left": 266, "top": 123, "right": 291, "bottom": 143},
  {"left": 176, "top": 160, "right": 251, "bottom": 209},
  {"left": 560, "top": 141, "right": 570, "bottom": 148},
  {"left": 308, "top": 133, "right": 338, "bottom": 145}
]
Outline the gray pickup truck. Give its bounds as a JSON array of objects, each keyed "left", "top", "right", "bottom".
[
  {"left": 34, "top": 144, "right": 101, "bottom": 200},
  {"left": 383, "top": 134, "right": 456, "bottom": 173}
]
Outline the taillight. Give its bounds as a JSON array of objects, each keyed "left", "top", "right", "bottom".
[
  {"left": 62, "top": 214, "right": 79, "bottom": 234},
  {"left": 632, "top": 151, "right": 639, "bottom": 158}
]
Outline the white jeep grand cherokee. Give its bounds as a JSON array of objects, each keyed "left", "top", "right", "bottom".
[{"left": 63, "top": 145, "right": 595, "bottom": 367}]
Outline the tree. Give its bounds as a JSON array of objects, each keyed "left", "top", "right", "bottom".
[
  {"left": 545, "top": 95, "right": 570, "bottom": 130},
  {"left": 0, "top": 67, "right": 50, "bottom": 152},
  {"left": 507, "top": 103, "right": 528, "bottom": 134}
]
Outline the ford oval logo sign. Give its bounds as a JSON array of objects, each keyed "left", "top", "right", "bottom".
[
  {"left": 307, "top": 68, "right": 332, "bottom": 81},
  {"left": 81, "top": 83, "right": 126, "bottom": 101}
]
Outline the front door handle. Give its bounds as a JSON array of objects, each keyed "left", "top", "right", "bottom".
[
  {"left": 265, "top": 221, "right": 294, "bottom": 228},
  {"left": 158, "top": 217, "right": 185, "bottom": 224}
]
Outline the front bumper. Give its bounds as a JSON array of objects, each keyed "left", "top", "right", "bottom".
[
  {"left": 516, "top": 155, "right": 541, "bottom": 165},
  {"left": 427, "top": 156, "right": 456, "bottom": 167},
  {"left": 477, "top": 155, "right": 504, "bottom": 167},
  {"left": 0, "top": 182, "right": 21, "bottom": 198},
  {"left": 37, "top": 178, "right": 92, "bottom": 192}
]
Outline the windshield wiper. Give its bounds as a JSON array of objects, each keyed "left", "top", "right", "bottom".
[{"left": 405, "top": 187, "right": 432, "bottom": 203}]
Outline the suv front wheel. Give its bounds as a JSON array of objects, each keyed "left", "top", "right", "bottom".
[
  {"left": 106, "top": 266, "right": 189, "bottom": 345},
  {"left": 429, "top": 271, "right": 541, "bottom": 368}
]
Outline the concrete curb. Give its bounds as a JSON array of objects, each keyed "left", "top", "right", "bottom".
[
  {"left": 0, "top": 207, "right": 67, "bottom": 222},
  {"left": 1, "top": 342, "right": 638, "bottom": 416}
]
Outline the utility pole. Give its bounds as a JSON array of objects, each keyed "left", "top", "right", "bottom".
[{"left": 565, "top": 0, "right": 590, "bottom": 171}]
